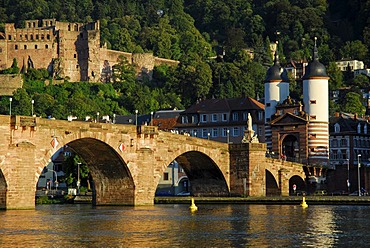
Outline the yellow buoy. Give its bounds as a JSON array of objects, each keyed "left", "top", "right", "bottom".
[
  {"left": 189, "top": 197, "right": 198, "bottom": 212},
  {"left": 300, "top": 196, "right": 308, "bottom": 208}
]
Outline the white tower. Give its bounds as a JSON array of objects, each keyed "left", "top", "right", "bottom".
[
  {"left": 264, "top": 45, "right": 290, "bottom": 150},
  {"left": 302, "top": 37, "right": 329, "bottom": 166}
]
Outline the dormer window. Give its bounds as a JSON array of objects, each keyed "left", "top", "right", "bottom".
[
  {"left": 334, "top": 123, "right": 340, "bottom": 133},
  {"left": 212, "top": 114, "right": 218, "bottom": 122},
  {"left": 232, "top": 112, "right": 238, "bottom": 121},
  {"left": 201, "top": 114, "right": 207, "bottom": 123}
]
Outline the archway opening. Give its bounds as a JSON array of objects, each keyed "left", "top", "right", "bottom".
[
  {"left": 36, "top": 138, "right": 135, "bottom": 206},
  {"left": 289, "top": 175, "right": 306, "bottom": 196},
  {"left": 0, "top": 170, "right": 6, "bottom": 209},
  {"left": 282, "top": 135, "right": 299, "bottom": 161},
  {"left": 155, "top": 151, "right": 229, "bottom": 197},
  {"left": 266, "top": 170, "right": 279, "bottom": 196}
]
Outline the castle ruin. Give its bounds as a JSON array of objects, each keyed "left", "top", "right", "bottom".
[{"left": 0, "top": 19, "right": 179, "bottom": 84}]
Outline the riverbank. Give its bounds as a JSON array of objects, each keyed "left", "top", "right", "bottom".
[{"left": 155, "top": 196, "right": 370, "bottom": 205}]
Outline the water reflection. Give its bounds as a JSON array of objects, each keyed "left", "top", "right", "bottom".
[{"left": 1, "top": 204, "right": 370, "bottom": 247}]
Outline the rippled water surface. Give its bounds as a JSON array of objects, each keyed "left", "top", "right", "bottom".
[{"left": 1, "top": 204, "right": 370, "bottom": 247}]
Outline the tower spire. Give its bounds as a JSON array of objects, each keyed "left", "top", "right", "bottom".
[{"left": 313, "top": 37, "right": 319, "bottom": 61}]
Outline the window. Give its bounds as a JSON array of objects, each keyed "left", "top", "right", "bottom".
[
  {"left": 201, "top": 114, "right": 207, "bottom": 123},
  {"left": 258, "top": 111, "right": 263, "bottom": 121},
  {"left": 191, "top": 115, "right": 198, "bottom": 123},
  {"left": 15, "top": 45, "right": 18, "bottom": 50},
  {"left": 222, "top": 128, "right": 228, "bottom": 137},
  {"left": 47, "top": 34, "right": 50, "bottom": 40},
  {"left": 331, "top": 139, "right": 338, "bottom": 147},
  {"left": 202, "top": 129, "right": 208, "bottom": 138},
  {"left": 222, "top": 113, "right": 227, "bottom": 122},
  {"left": 243, "top": 112, "right": 248, "bottom": 120},
  {"left": 74, "top": 54, "right": 77, "bottom": 58},
  {"left": 212, "top": 128, "right": 218, "bottom": 137},
  {"left": 35, "top": 45, "right": 38, "bottom": 49},
  {"left": 181, "top": 116, "right": 188, "bottom": 124},
  {"left": 258, "top": 126, "right": 263, "bottom": 136},
  {"left": 233, "top": 127, "right": 239, "bottom": 136},
  {"left": 365, "top": 125, "right": 368, "bottom": 134},
  {"left": 212, "top": 114, "right": 218, "bottom": 122},
  {"left": 340, "top": 139, "right": 347, "bottom": 147},
  {"left": 334, "top": 123, "right": 340, "bottom": 133},
  {"left": 357, "top": 123, "right": 361, "bottom": 133},
  {"left": 24, "top": 45, "right": 27, "bottom": 49},
  {"left": 36, "top": 34, "right": 39, "bottom": 40},
  {"left": 45, "top": 44, "right": 48, "bottom": 49},
  {"left": 163, "top": 172, "right": 169, "bottom": 181},
  {"left": 8, "top": 35, "right": 11, "bottom": 40},
  {"left": 266, "top": 103, "right": 271, "bottom": 107},
  {"left": 232, "top": 113, "right": 238, "bottom": 121}
]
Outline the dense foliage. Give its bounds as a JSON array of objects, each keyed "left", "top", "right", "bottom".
[{"left": 0, "top": 0, "right": 369, "bottom": 118}]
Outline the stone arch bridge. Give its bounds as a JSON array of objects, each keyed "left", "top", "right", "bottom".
[{"left": 0, "top": 115, "right": 314, "bottom": 209}]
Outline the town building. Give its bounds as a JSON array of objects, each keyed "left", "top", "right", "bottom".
[
  {"left": 0, "top": 19, "right": 178, "bottom": 85},
  {"left": 328, "top": 112, "right": 370, "bottom": 193},
  {"left": 335, "top": 59, "right": 364, "bottom": 72},
  {"left": 174, "top": 97, "right": 265, "bottom": 144}
]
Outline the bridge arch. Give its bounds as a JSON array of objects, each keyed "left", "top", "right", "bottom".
[
  {"left": 266, "top": 169, "right": 279, "bottom": 196},
  {"left": 170, "top": 151, "right": 229, "bottom": 196},
  {"left": 65, "top": 138, "right": 135, "bottom": 205}
]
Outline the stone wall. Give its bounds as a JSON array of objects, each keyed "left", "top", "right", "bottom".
[{"left": 0, "top": 74, "right": 23, "bottom": 96}]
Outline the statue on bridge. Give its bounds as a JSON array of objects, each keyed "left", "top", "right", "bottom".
[{"left": 242, "top": 113, "right": 259, "bottom": 143}]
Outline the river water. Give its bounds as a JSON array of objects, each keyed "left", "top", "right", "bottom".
[{"left": 1, "top": 203, "right": 370, "bottom": 247}]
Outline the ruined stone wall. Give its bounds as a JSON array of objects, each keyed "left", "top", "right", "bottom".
[{"left": 0, "top": 74, "right": 23, "bottom": 96}]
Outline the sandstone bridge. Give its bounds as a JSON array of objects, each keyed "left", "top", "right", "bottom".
[{"left": 0, "top": 115, "right": 314, "bottom": 209}]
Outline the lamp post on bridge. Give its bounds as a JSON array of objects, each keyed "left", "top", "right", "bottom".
[
  {"left": 347, "top": 159, "right": 350, "bottom": 194},
  {"left": 77, "top": 163, "right": 81, "bottom": 195},
  {"left": 9, "top": 97, "right": 12, "bottom": 116},
  {"left": 31, "top": 99, "right": 34, "bottom": 116},
  {"left": 150, "top": 111, "right": 153, "bottom": 126},
  {"left": 358, "top": 154, "right": 361, "bottom": 196},
  {"left": 227, "top": 129, "right": 230, "bottom": 144},
  {"left": 135, "top": 110, "right": 138, "bottom": 128}
]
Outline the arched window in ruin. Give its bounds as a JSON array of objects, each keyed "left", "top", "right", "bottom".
[{"left": 45, "top": 44, "right": 49, "bottom": 49}]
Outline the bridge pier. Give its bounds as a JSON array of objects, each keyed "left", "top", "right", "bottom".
[
  {"left": 229, "top": 143, "right": 267, "bottom": 197},
  {"left": 4, "top": 144, "right": 38, "bottom": 209}
]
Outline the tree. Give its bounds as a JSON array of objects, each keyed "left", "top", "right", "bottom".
[
  {"left": 327, "top": 62, "right": 343, "bottom": 91},
  {"left": 339, "top": 40, "right": 368, "bottom": 61},
  {"left": 342, "top": 92, "right": 365, "bottom": 115}
]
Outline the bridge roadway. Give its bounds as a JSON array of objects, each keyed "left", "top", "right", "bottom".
[{"left": 0, "top": 115, "right": 308, "bottom": 209}]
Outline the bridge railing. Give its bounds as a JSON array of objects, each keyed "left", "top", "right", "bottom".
[{"left": 265, "top": 153, "right": 307, "bottom": 164}]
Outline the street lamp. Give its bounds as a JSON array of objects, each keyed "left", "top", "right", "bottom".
[
  {"left": 208, "top": 132, "right": 210, "bottom": 140},
  {"left": 358, "top": 154, "right": 361, "bottom": 196},
  {"left": 77, "top": 163, "right": 81, "bottom": 195},
  {"left": 9, "top": 97, "right": 12, "bottom": 116},
  {"left": 347, "top": 159, "right": 350, "bottom": 194},
  {"left": 97, "top": 112, "right": 100, "bottom": 123},
  {"left": 113, "top": 113, "right": 116, "bottom": 124},
  {"left": 48, "top": 169, "right": 58, "bottom": 191},
  {"left": 135, "top": 110, "right": 138, "bottom": 127},
  {"left": 31, "top": 99, "right": 34, "bottom": 116},
  {"left": 150, "top": 111, "right": 153, "bottom": 126},
  {"left": 227, "top": 129, "right": 230, "bottom": 144}
]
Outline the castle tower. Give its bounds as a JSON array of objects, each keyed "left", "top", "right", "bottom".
[
  {"left": 302, "top": 37, "right": 329, "bottom": 166},
  {"left": 264, "top": 44, "right": 290, "bottom": 150}
]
